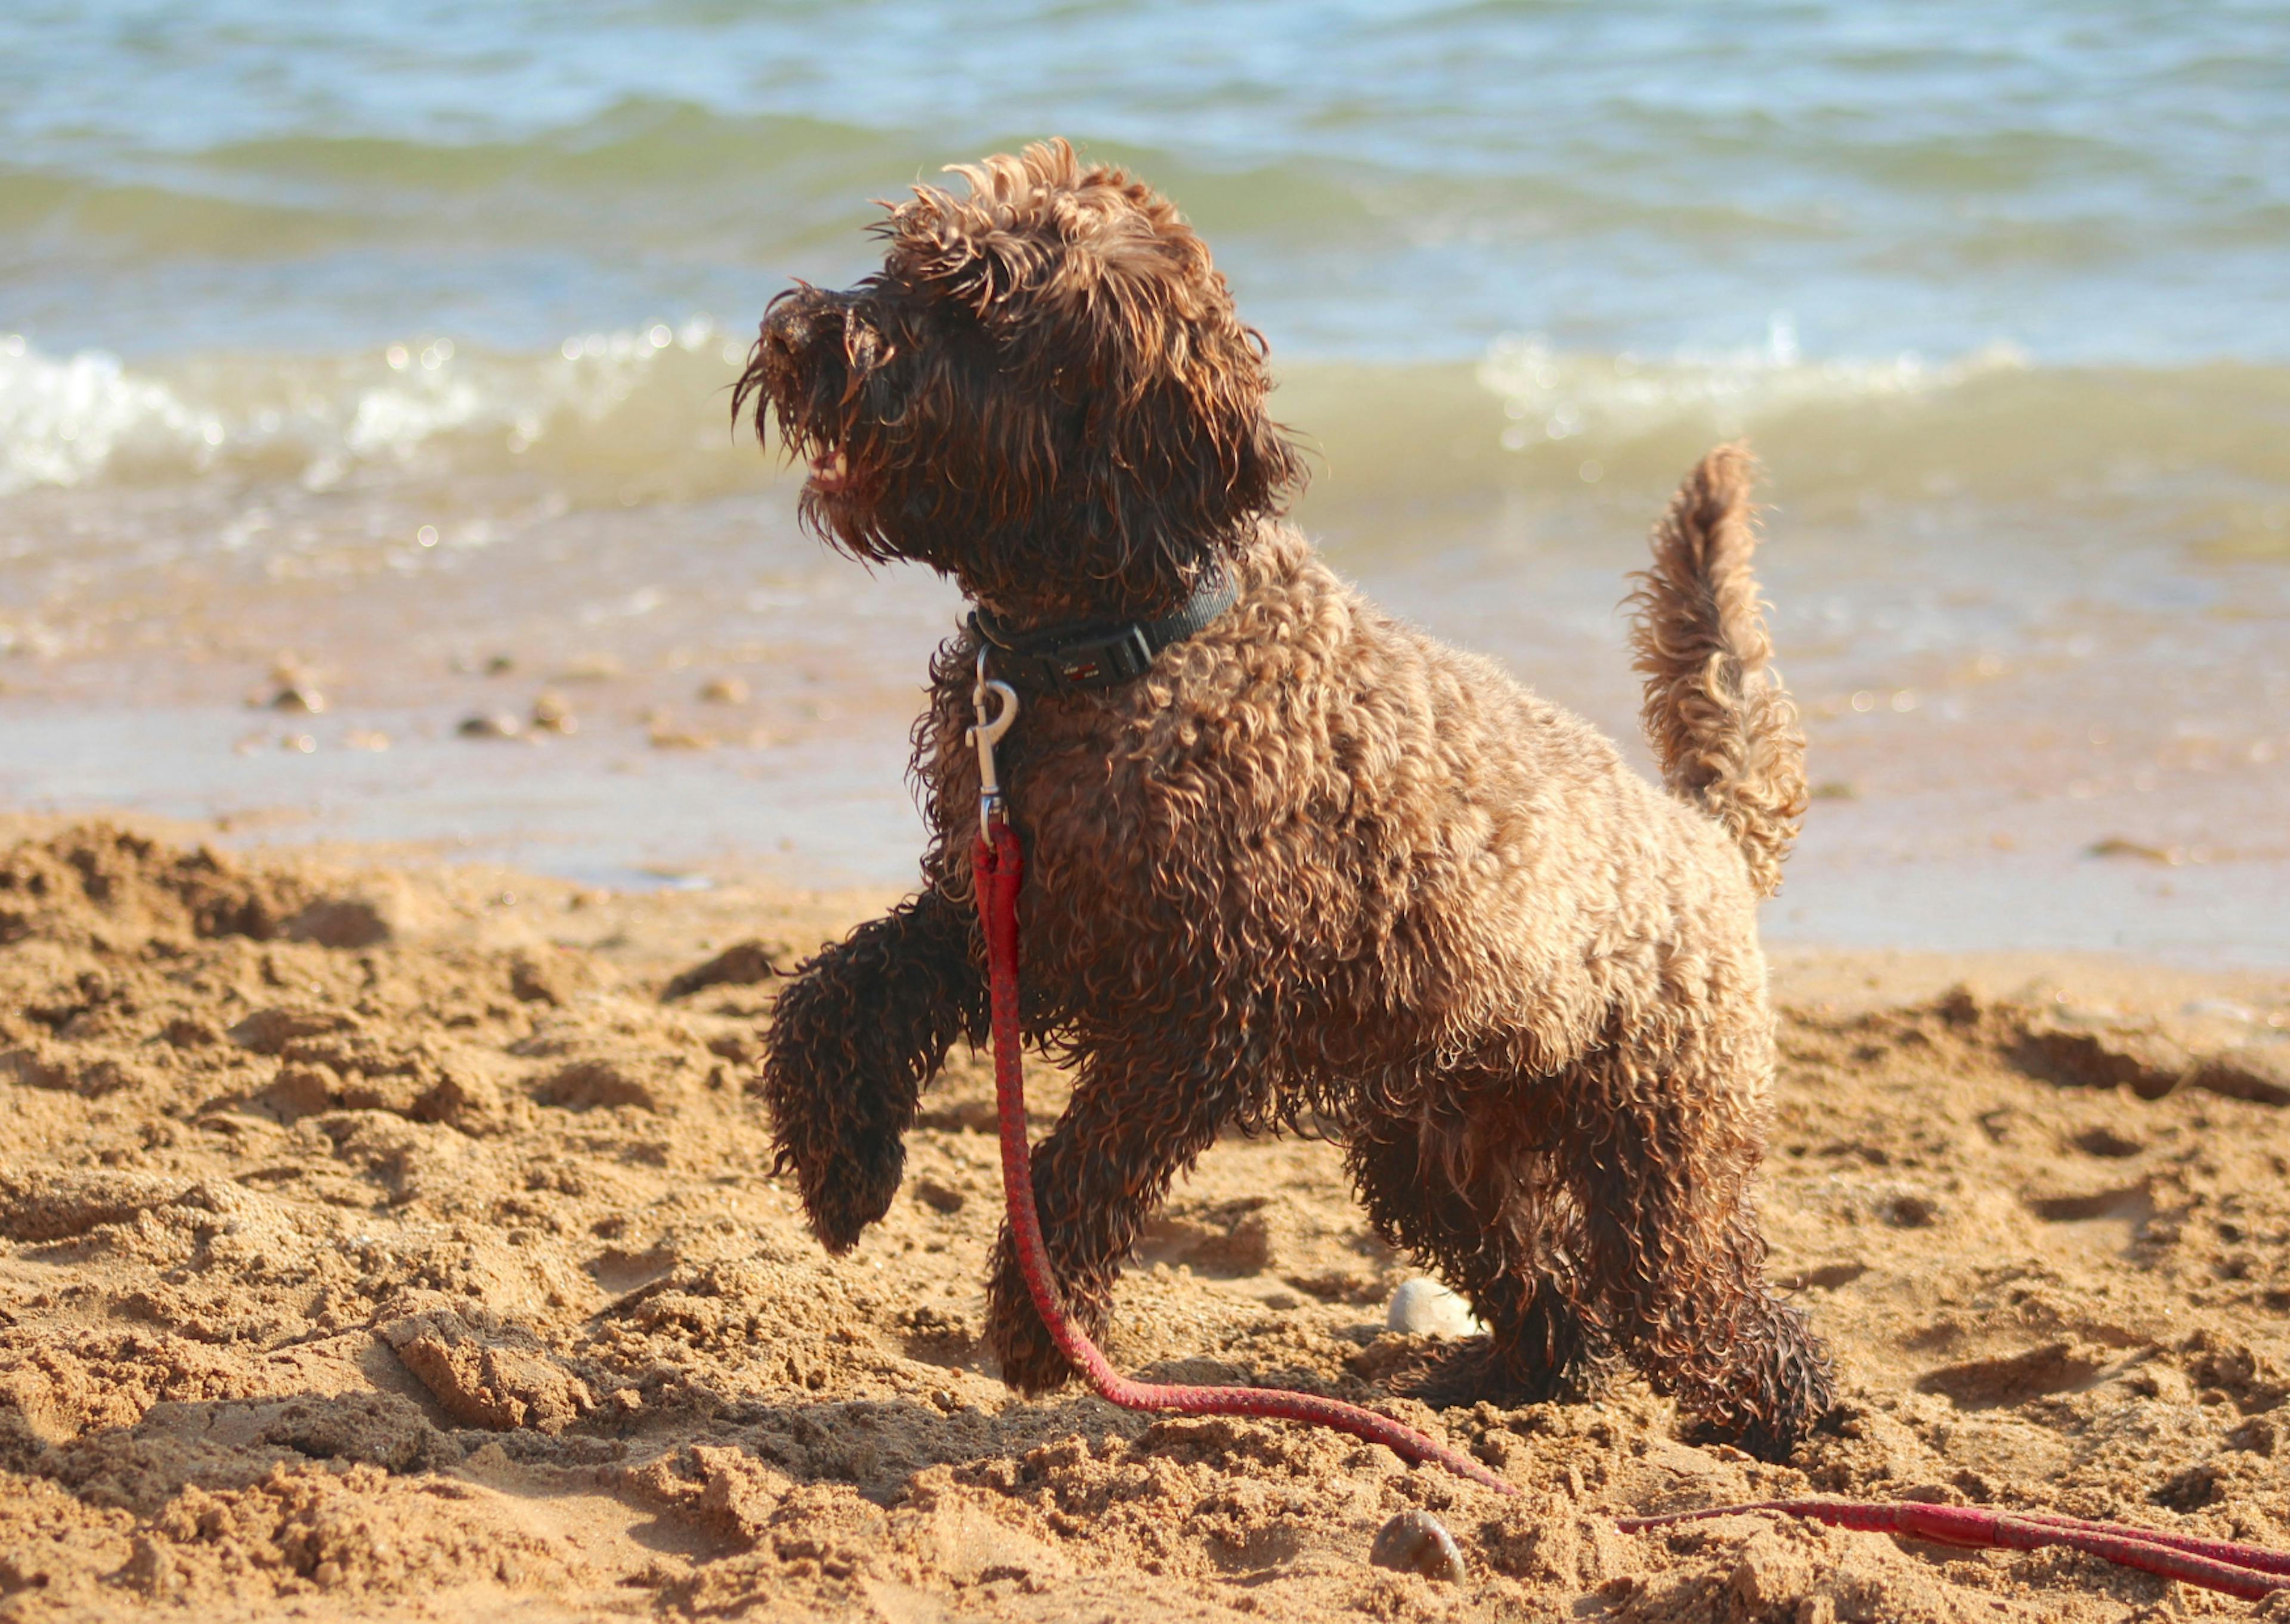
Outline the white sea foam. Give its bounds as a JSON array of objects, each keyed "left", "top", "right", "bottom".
[
  {"left": 0, "top": 320, "right": 756, "bottom": 497},
  {"left": 4, "top": 323, "right": 2280, "bottom": 522},
  {"left": 0, "top": 343, "right": 227, "bottom": 494},
  {"left": 1474, "top": 331, "right": 2034, "bottom": 452}
]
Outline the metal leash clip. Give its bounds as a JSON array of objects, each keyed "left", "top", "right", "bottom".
[{"left": 969, "top": 647, "right": 1019, "bottom": 838}]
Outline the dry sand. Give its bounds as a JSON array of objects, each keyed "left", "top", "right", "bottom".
[{"left": 2, "top": 817, "right": 2286, "bottom": 1622}]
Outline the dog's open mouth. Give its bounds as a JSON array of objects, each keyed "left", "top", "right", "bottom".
[{"left": 807, "top": 447, "right": 851, "bottom": 495}]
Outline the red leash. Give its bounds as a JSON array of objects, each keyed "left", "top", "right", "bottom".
[
  {"left": 972, "top": 816, "right": 1514, "bottom": 1495},
  {"left": 1620, "top": 1500, "right": 2290, "bottom": 1601},
  {"left": 963, "top": 664, "right": 2290, "bottom": 1597}
]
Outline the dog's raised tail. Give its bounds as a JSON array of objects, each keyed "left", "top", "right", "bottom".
[{"left": 1626, "top": 444, "right": 1807, "bottom": 898}]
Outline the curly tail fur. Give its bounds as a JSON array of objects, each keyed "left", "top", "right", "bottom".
[{"left": 1626, "top": 444, "right": 1807, "bottom": 898}]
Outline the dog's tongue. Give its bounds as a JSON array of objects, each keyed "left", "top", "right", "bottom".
[{"left": 809, "top": 448, "right": 849, "bottom": 492}]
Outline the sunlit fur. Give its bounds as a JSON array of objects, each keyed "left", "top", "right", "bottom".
[
  {"left": 1626, "top": 444, "right": 1809, "bottom": 900},
  {"left": 747, "top": 140, "right": 1833, "bottom": 1459}
]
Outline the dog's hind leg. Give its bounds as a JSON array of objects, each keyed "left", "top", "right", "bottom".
[
  {"left": 1346, "top": 1105, "right": 1595, "bottom": 1405},
  {"left": 762, "top": 887, "right": 985, "bottom": 1254},
  {"left": 985, "top": 1039, "right": 1252, "bottom": 1394},
  {"left": 1562, "top": 1037, "right": 1834, "bottom": 1461}
]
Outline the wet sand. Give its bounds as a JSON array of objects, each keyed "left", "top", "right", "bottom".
[{"left": 3, "top": 817, "right": 2287, "bottom": 1622}]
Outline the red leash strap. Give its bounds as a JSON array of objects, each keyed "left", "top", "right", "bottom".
[
  {"left": 1620, "top": 1499, "right": 2290, "bottom": 1601},
  {"left": 972, "top": 822, "right": 1517, "bottom": 1495}
]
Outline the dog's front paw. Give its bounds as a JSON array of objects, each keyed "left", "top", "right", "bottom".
[
  {"left": 984, "top": 1241, "right": 1094, "bottom": 1394},
  {"left": 988, "top": 1304, "right": 1076, "bottom": 1395},
  {"left": 763, "top": 1000, "right": 912, "bottom": 1253},
  {"left": 796, "top": 1140, "right": 904, "bottom": 1255}
]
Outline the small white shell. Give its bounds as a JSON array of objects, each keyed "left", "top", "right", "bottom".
[
  {"left": 1385, "top": 1277, "right": 1483, "bottom": 1338},
  {"left": 1370, "top": 1509, "right": 1467, "bottom": 1583}
]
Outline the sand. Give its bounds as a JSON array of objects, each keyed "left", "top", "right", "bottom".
[{"left": 2, "top": 817, "right": 2286, "bottom": 1623}]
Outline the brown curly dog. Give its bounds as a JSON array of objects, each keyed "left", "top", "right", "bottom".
[{"left": 741, "top": 139, "right": 1834, "bottom": 1459}]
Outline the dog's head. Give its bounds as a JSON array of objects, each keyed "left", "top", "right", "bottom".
[{"left": 736, "top": 139, "right": 1303, "bottom": 620}]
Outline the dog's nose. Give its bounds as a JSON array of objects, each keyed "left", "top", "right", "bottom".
[{"left": 762, "top": 293, "right": 844, "bottom": 361}]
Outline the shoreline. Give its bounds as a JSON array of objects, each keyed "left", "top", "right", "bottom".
[
  {"left": 8, "top": 643, "right": 2287, "bottom": 973},
  {"left": 2, "top": 813, "right": 2285, "bottom": 1621}
]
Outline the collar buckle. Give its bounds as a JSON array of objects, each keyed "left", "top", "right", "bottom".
[{"left": 1048, "top": 624, "right": 1155, "bottom": 688}]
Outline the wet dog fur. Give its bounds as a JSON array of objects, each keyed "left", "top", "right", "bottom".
[{"left": 741, "top": 139, "right": 1834, "bottom": 1459}]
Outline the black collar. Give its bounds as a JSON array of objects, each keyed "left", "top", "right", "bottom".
[{"left": 970, "top": 568, "right": 1237, "bottom": 692}]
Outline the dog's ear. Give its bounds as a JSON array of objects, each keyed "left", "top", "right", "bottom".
[
  {"left": 1057, "top": 250, "right": 1307, "bottom": 585},
  {"left": 887, "top": 141, "right": 1304, "bottom": 594}
]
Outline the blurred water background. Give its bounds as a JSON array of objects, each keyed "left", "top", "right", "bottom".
[{"left": 2, "top": 2, "right": 2286, "bottom": 962}]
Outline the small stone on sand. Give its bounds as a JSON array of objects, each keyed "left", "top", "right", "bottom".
[
  {"left": 459, "top": 712, "right": 524, "bottom": 740},
  {"left": 531, "top": 692, "right": 575, "bottom": 733},
  {"left": 648, "top": 721, "right": 713, "bottom": 750},
  {"left": 550, "top": 655, "right": 625, "bottom": 682},
  {"left": 1386, "top": 1277, "right": 1481, "bottom": 1338},
  {"left": 2088, "top": 836, "right": 2192, "bottom": 866},
  {"left": 1369, "top": 1510, "right": 1466, "bottom": 1583},
  {"left": 697, "top": 676, "right": 750, "bottom": 705}
]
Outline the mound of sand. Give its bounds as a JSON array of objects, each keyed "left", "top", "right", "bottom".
[{"left": 1, "top": 822, "right": 2285, "bottom": 1622}]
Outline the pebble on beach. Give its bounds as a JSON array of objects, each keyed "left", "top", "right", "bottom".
[
  {"left": 697, "top": 675, "right": 750, "bottom": 705},
  {"left": 551, "top": 654, "right": 625, "bottom": 683},
  {"left": 269, "top": 684, "right": 326, "bottom": 714},
  {"left": 2089, "top": 836, "right": 2199, "bottom": 866},
  {"left": 1369, "top": 1510, "right": 1466, "bottom": 1584},
  {"left": 531, "top": 692, "right": 576, "bottom": 734},
  {"left": 646, "top": 712, "right": 714, "bottom": 749},
  {"left": 459, "top": 712, "right": 524, "bottom": 740},
  {"left": 1386, "top": 1277, "right": 1483, "bottom": 1338}
]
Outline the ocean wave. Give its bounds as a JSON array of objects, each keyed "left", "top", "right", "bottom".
[
  {"left": 0, "top": 337, "right": 224, "bottom": 492},
  {"left": 1289, "top": 339, "right": 2290, "bottom": 529},
  {"left": 1473, "top": 326, "right": 2035, "bottom": 453},
  {"left": 7, "top": 325, "right": 2288, "bottom": 528},
  {"left": 0, "top": 320, "right": 775, "bottom": 500}
]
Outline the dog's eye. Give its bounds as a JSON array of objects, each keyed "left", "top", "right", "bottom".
[{"left": 844, "top": 320, "right": 889, "bottom": 376}]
